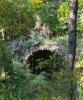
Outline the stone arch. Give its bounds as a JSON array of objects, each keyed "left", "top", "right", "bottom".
[
  {"left": 22, "top": 43, "right": 65, "bottom": 74},
  {"left": 23, "top": 44, "right": 63, "bottom": 64}
]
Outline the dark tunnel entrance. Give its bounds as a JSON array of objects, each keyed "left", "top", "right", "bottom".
[{"left": 27, "top": 50, "right": 53, "bottom": 74}]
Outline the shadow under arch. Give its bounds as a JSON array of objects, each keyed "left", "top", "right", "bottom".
[{"left": 27, "top": 50, "right": 53, "bottom": 74}]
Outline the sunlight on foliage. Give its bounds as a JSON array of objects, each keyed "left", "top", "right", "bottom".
[
  {"left": 30, "top": 0, "right": 44, "bottom": 10},
  {"left": 78, "top": 0, "right": 83, "bottom": 9},
  {"left": 58, "top": 2, "right": 69, "bottom": 21},
  {"left": 76, "top": 60, "right": 83, "bottom": 68}
]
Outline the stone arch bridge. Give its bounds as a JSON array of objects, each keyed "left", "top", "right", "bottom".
[
  {"left": 23, "top": 43, "right": 64, "bottom": 64},
  {"left": 6, "top": 36, "right": 64, "bottom": 65}
]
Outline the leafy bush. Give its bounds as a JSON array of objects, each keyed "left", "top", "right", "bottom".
[
  {"left": 36, "top": 54, "right": 65, "bottom": 72},
  {"left": 0, "top": 41, "right": 82, "bottom": 100}
]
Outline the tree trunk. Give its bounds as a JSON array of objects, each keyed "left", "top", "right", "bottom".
[
  {"left": 68, "top": 0, "right": 78, "bottom": 100},
  {"left": 68, "top": 0, "right": 78, "bottom": 69}
]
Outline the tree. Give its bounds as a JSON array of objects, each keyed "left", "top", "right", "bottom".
[
  {"left": 68, "top": 0, "right": 78, "bottom": 100},
  {"left": 68, "top": 0, "right": 78, "bottom": 70}
]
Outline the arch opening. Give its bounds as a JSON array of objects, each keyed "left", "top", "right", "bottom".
[{"left": 27, "top": 50, "right": 53, "bottom": 74}]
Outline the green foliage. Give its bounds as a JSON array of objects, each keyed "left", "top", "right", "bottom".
[
  {"left": 0, "top": 41, "right": 68, "bottom": 100},
  {"left": 79, "top": 0, "right": 83, "bottom": 9},
  {"left": 36, "top": 54, "right": 64, "bottom": 71},
  {"left": 0, "top": 0, "right": 83, "bottom": 99},
  {"left": 0, "top": 0, "right": 83, "bottom": 39},
  {"left": 57, "top": 2, "right": 69, "bottom": 34},
  {"left": 0, "top": 41, "right": 82, "bottom": 100},
  {"left": 29, "top": 33, "right": 43, "bottom": 45},
  {"left": 0, "top": 1, "right": 18, "bottom": 37},
  {"left": 38, "top": 1, "right": 59, "bottom": 33},
  {"left": 58, "top": 2, "right": 69, "bottom": 22},
  {"left": 0, "top": 40, "right": 13, "bottom": 99},
  {"left": 29, "top": 0, "right": 44, "bottom": 11},
  {"left": 0, "top": 0, "right": 34, "bottom": 38},
  {"left": 77, "top": 17, "right": 83, "bottom": 32},
  {"left": 0, "top": 40, "right": 29, "bottom": 99},
  {"left": 0, "top": 40, "right": 13, "bottom": 74}
]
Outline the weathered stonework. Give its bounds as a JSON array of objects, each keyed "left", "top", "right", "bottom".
[
  {"left": 23, "top": 44, "right": 63, "bottom": 64},
  {"left": 6, "top": 35, "right": 64, "bottom": 64}
]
